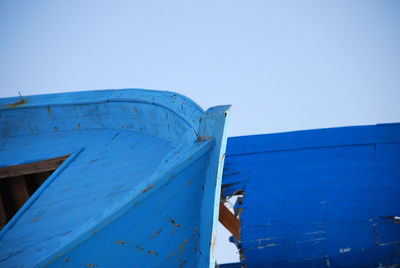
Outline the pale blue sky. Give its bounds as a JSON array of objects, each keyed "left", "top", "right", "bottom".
[{"left": 1, "top": 0, "right": 399, "bottom": 264}]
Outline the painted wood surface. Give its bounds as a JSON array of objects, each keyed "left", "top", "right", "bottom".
[
  {"left": 0, "top": 89, "right": 230, "bottom": 267},
  {"left": 222, "top": 124, "right": 400, "bottom": 267}
]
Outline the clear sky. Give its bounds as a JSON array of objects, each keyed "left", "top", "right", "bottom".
[{"left": 1, "top": 0, "right": 399, "bottom": 264}]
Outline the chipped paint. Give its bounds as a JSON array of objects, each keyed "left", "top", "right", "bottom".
[
  {"left": 339, "top": 247, "right": 351, "bottom": 253},
  {"left": 326, "top": 258, "right": 331, "bottom": 267},
  {"left": 222, "top": 124, "right": 400, "bottom": 267}
]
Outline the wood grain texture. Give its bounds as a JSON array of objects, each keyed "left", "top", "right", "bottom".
[
  {"left": 219, "top": 202, "right": 240, "bottom": 240},
  {"left": 0, "top": 156, "right": 69, "bottom": 179}
]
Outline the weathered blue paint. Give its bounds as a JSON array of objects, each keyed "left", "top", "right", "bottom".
[
  {"left": 198, "top": 105, "right": 231, "bottom": 268},
  {"left": 223, "top": 124, "right": 400, "bottom": 267},
  {"left": 0, "top": 89, "right": 230, "bottom": 267}
]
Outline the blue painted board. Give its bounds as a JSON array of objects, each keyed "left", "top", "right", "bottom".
[
  {"left": 0, "top": 89, "right": 231, "bottom": 267},
  {"left": 222, "top": 124, "right": 400, "bottom": 267}
]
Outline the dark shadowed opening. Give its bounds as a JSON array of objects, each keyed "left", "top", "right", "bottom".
[{"left": 0, "top": 155, "right": 69, "bottom": 230}]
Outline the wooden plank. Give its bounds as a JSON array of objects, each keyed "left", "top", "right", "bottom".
[
  {"left": 219, "top": 201, "right": 240, "bottom": 240},
  {"left": 0, "top": 155, "right": 69, "bottom": 179}
]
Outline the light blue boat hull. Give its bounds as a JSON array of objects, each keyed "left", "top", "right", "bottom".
[
  {"left": 222, "top": 124, "right": 400, "bottom": 267},
  {"left": 0, "top": 89, "right": 230, "bottom": 267}
]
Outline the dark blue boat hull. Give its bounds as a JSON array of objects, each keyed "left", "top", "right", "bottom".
[{"left": 222, "top": 124, "right": 400, "bottom": 267}]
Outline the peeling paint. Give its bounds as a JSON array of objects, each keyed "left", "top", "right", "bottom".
[
  {"left": 326, "top": 258, "right": 331, "bottom": 267},
  {"left": 339, "top": 247, "right": 351, "bottom": 253}
]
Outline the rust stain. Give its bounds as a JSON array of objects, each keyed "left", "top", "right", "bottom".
[
  {"left": 65, "top": 257, "right": 70, "bottom": 263},
  {"left": 115, "top": 240, "right": 126, "bottom": 245},
  {"left": 5, "top": 100, "right": 27, "bottom": 108},
  {"left": 152, "top": 229, "right": 162, "bottom": 239},
  {"left": 168, "top": 218, "right": 182, "bottom": 228},
  {"left": 197, "top": 136, "right": 212, "bottom": 142},
  {"left": 134, "top": 107, "right": 138, "bottom": 114},
  {"left": 160, "top": 233, "right": 195, "bottom": 266},
  {"left": 148, "top": 250, "right": 156, "bottom": 255},
  {"left": 136, "top": 245, "right": 144, "bottom": 251},
  {"left": 78, "top": 123, "right": 81, "bottom": 129},
  {"left": 54, "top": 126, "right": 58, "bottom": 132},
  {"left": 47, "top": 106, "right": 51, "bottom": 115},
  {"left": 5, "top": 93, "right": 27, "bottom": 108},
  {"left": 177, "top": 238, "right": 189, "bottom": 262},
  {"left": 31, "top": 217, "right": 41, "bottom": 223},
  {"left": 142, "top": 184, "right": 154, "bottom": 193},
  {"left": 30, "top": 128, "right": 34, "bottom": 134},
  {"left": 86, "top": 264, "right": 97, "bottom": 267}
]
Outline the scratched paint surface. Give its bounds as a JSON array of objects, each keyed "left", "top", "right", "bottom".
[
  {"left": 0, "top": 89, "right": 230, "bottom": 267},
  {"left": 222, "top": 124, "right": 400, "bottom": 267}
]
